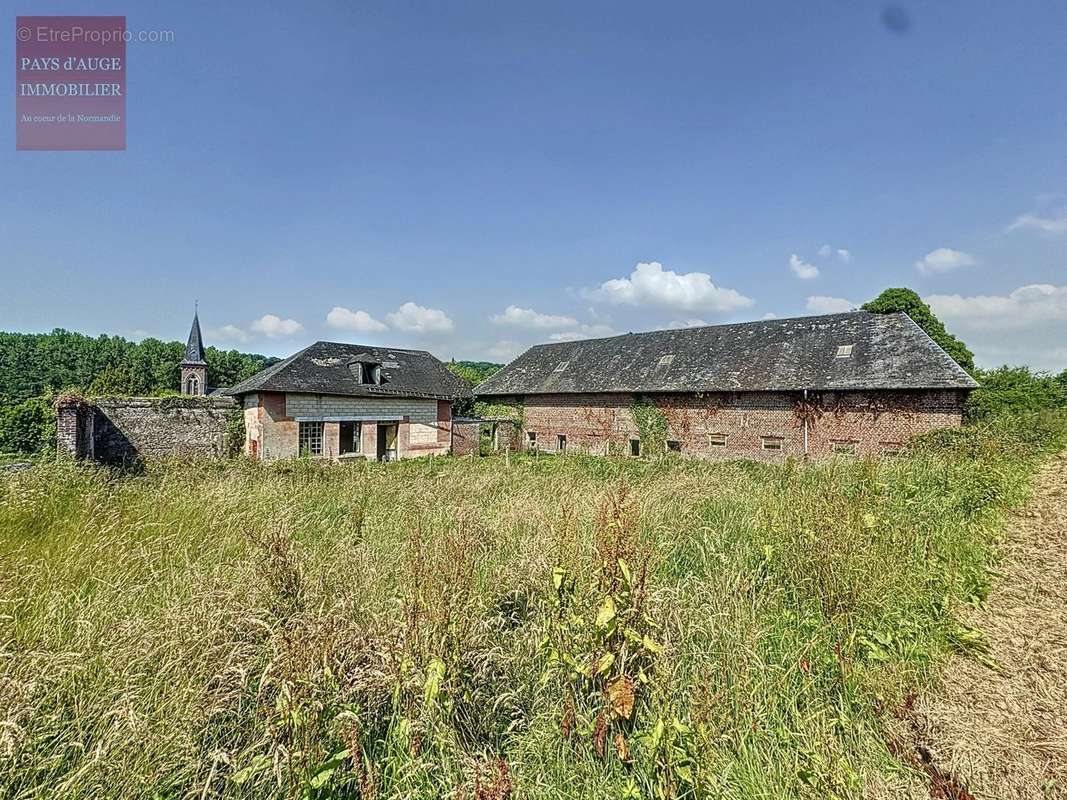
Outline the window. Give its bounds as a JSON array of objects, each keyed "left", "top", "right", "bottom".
[
  {"left": 832, "top": 440, "right": 858, "bottom": 455},
  {"left": 835, "top": 344, "right": 854, "bottom": 358},
  {"left": 761, "top": 436, "right": 785, "bottom": 451},
  {"left": 298, "top": 421, "right": 324, "bottom": 456},
  {"left": 527, "top": 431, "right": 537, "bottom": 450},
  {"left": 557, "top": 434, "right": 567, "bottom": 452},
  {"left": 554, "top": 361, "right": 569, "bottom": 372},
  {"left": 657, "top": 354, "right": 675, "bottom": 366},
  {"left": 708, "top": 433, "right": 728, "bottom": 448},
  {"left": 350, "top": 361, "right": 382, "bottom": 385},
  {"left": 185, "top": 375, "right": 199, "bottom": 395},
  {"left": 629, "top": 438, "right": 641, "bottom": 457},
  {"left": 666, "top": 440, "right": 682, "bottom": 453},
  {"left": 880, "top": 442, "right": 902, "bottom": 456},
  {"left": 339, "top": 421, "right": 362, "bottom": 455}
]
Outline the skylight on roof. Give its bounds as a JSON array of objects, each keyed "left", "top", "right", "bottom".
[
  {"left": 554, "top": 361, "right": 569, "bottom": 372},
  {"left": 836, "top": 344, "right": 854, "bottom": 358},
  {"left": 658, "top": 354, "right": 675, "bottom": 366}
]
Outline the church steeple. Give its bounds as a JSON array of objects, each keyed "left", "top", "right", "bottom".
[
  {"left": 180, "top": 306, "right": 208, "bottom": 396},
  {"left": 184, "top": 309, "right": 207, "bottom": 365}
]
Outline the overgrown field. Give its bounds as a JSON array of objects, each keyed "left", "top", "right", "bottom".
[{"left": 1, "top": 414, "right": 1064, "bottom": 799}]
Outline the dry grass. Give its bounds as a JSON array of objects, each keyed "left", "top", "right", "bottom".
[
  {"left": 908, "top": 450, "right": 1067, "bottom": 800},
  {"left": 0, "top": 413, "right": 1063, "bottom": 799}
]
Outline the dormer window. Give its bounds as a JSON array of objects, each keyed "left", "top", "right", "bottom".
[
  {"left": 835, "top": 344, "right": 854, "bottom": 359},
  {"left": 349, "top": 360, "right": 383, "bottom": 385}
]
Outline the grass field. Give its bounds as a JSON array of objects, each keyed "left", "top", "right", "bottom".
[{"left": 1, "top": 413, "right": 1064, "bottom": 799}]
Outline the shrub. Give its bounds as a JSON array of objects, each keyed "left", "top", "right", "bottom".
[
  {"left": 0, "top": 396, "right": 56, "bottom": 455},
  {"left": 966, "top": 365, "right": 1067, "bottom": 420}
]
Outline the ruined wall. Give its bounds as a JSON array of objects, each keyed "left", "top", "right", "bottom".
[
  {"left": 57, "top": 396, "right": 237, "bottom": 464},
  {"left": 520, "top": 390, "right": 967, "bottom": 462}
]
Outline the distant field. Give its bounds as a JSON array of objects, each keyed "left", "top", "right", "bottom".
[{"left": 1, "top": 414, "right": 1063, "bottom": 799}]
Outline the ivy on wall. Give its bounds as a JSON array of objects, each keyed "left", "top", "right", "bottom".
[
  {"left": 473, "top": 400, "right": 524, "bottom": 428},
  {"left": 631, "top": 396, "right": 667, "bottom": 456}
]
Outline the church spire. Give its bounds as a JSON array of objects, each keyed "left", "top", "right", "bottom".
[
  {"left": 180, "top": 306, "right": 208, "bottom": 396},
  {"left": 183, "top": 307, "right": 207, "bottom": 365}
]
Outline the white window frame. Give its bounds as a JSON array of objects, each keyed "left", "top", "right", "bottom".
[
  {"left": 298, "top": 421, "right": 324, "bottom": 456},
  {"left": 708, "top": 433, "right": 728, "bottom": 448},
  {"left": 761, "top": 436, "right": 785, "bottom": 451}
]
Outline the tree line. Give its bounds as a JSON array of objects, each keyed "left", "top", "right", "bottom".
[
  {"left": 2, "top": 291, "right": 1065, "bottom": 456},
  {"left": 0, "top": 329, "right": 277, "bottom": 455}
]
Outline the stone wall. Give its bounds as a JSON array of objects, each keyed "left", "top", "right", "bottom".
[
  {"left": 519, "top": 389, "right": 967, "bottom": 461},
  {"left": 57, "top": 396, "right": 237, "bottom": 464}
]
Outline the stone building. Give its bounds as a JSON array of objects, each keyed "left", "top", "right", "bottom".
[
  {"left": 226, "top": 341, "right": 470, "bottom": 461},
  {"left": 474, "top": 311, "right": 977, "bottom": 461}
]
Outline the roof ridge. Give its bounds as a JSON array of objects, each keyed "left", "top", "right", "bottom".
[
  {"left": 311, "top": 340, "right": 433, "bottom": 356},
  {"left": 524, "top": 311, "right": 871, "bottom": 351}
]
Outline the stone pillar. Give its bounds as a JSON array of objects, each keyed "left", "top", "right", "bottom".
[
  {"left": 56, "top": 401, "right": 82, "bottom": 458},
  {"left": 323, "top": 421, "right": 340, "bottom": 460}
]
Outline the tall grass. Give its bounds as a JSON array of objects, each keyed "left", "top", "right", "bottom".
[{"left": 1, "top": 412, "right": 1063, "bottom": 799}]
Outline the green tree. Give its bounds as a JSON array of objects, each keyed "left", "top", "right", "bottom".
[
  {"left": 862, "top": 288, "right": 975, "bottom": 372},
  {"left": 447, "top": 361, "right": 502, "bottom": 416}
]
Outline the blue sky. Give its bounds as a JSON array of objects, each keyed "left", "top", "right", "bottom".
[{"left": 3, "top": 1, "right": 1067, "bottom": 369}]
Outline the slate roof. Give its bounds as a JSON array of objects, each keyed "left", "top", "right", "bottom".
[
  {"left": 182, "top": 312, "right": 207, "bottom": 365},
  {"left": 226, "top": 341, "right": 471, "bottom": 400},
  {"left": 475, "top": 312, "right": 978, "bottom": 396}
]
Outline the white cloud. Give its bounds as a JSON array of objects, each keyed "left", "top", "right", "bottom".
[
  {"left": 548, "top": 323, "right": 616, "bottom": 342},
  {"left": 1007, "top": 210, "right": 1067, "bottom": 234},
  {"left": 584, "top": 261, "right": 753, "bottom": 313},
  {"left": 761, "top": 312, "right": 778, "bottom": 320},
  {"left": 668, "top": 318, "right": 710, "bottom": 329},
  {"left": 926, "top": 284, "right": 1067, "bottom": 330},
  {"left": 789, "top": 254, "right": 820, "bottom": 280},
  {"left": 806, "top": 296, "right": 856, "bottom": 314},
  {"left": 490, "top": 305, "right": 578, "bottom": 329},
  {"left": 818, "top": 244, "right": 851, "bottom": 262},
  {"left": 249, "top": 314, "right": 304, "bottom": 337},
  {"left": 914, "top": 247, "right": 977, "bottom": 275},
  {"left": 485, "top": 340, "right": 524, "bottom": 361},
  {"left": 213, "top": 324, "right": 251, "bottom": 344},
  {"left": 326, "top": 306, "right": 388, "bottom": 332},
  {"left": 386, "top": 302, "right": 454, "bottom": 334},
  {"left": 925, "top": 284, "right": 1067, "bottom": 372}
]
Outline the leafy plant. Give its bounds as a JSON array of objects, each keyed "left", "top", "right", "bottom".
[{"left": 631, "top": 398, "right": 668, "bottom": 456}]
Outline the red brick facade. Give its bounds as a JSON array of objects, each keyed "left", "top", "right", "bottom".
[{"left": 518, "top": 390, "right": 967, "bottom": 461}]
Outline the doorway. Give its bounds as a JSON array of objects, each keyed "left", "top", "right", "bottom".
[{"left": 377, "top": 423, "right": 398, "bottom": 462}]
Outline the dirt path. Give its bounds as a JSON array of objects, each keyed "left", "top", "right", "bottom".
[{"left": 904, "top": 450, "right": 1067, "bottom": 799}]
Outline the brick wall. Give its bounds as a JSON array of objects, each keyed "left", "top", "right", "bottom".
[
  {"left": 243, "top": 392, "right": 450, "bottom": 460},
  {"left": 57, "top": 396, "right": 237, "bottom": 464},
  {"left": 520, "top": 390, "right": 967, "bottom": 461}
]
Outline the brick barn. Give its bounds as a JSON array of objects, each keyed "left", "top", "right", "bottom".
[
  {"left": 227, "top": 342, "right": 470, "bottom": 461},
  {"left": 474, "top": 311, "right": 978, "bottom": 461}
]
